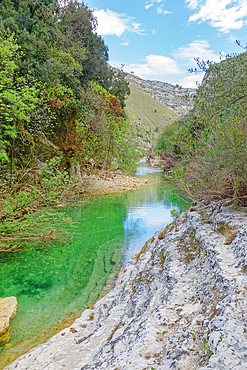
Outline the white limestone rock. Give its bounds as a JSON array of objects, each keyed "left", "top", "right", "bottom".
[
  {"left": 0, "top": 296, "right": 19, "bottom": 342},
  {"left": 4, "top": 205, "right": 247, "bottom": 369}
]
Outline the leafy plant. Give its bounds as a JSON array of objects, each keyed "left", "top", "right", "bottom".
[
  {"left": 170, "top": 208, "right": 180, "bottom": 219},
  {"left": 203, "top": 342, "right": 212, "bottom": 356},
  {"left": 156, "top": 52, "right": 247, "bottom": 204},
  {"left": 0, "top": 209, "right": 75, "bottom": 252},
  {"left": 0, "top": 32, "right": 40, "bottom": 162},
  {"left": 0, "top": 0, "right": 136, "bottom": 254}
]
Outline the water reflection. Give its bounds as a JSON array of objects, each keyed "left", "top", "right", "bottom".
[
  {"left": 122, "top": 162, "right": 189, "bottom": 261},
  {"left": 136, "top": 164, "right": 163, "bottom": 176},
  {"left": 0, "top": 163, "right": 190, "bottom": 368}
]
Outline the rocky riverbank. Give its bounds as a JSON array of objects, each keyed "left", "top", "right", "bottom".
[
  {"left": 83, "top": 169, "right": 147, "bottom": 195},
  {"left": 5, "top": 202, "right": 247, "bottom": 370}
]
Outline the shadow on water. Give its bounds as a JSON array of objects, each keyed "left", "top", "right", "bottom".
[{"left": 0, "top": 162, "right": 191, "bottom": 368}]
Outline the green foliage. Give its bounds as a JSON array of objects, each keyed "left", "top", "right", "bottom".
[
  {"left": 156, "top": 52, "right": 247, "bottom": 202},
  {"left": 0, "top": 0, "right": 136, "bottom": 251},
  {"left": 0, "top": 0, "right": 134, "bottom": 171},
  {"left": 39, "top": 156, "right": 79, "bottom": 204},
  {"left": 0, "top": 32, "right": 40, "bottom": 162},
  {"left": 0, "top": 157, "right": 79, "bottom": 221},
  {"left": 170, "top": 208, "right": 180, "bottom": 218},
  {"left": 203, "top": 342, "right": 212, "bottom": 356},
  {"left": 0, "top": 0, "right": 128, "bottom": 96},
  {"left": 76, "top": 83, "right": 137, "bottom": 172},
  {"left": 0, "top": 209, "right": 74, "bottom": 252},
  {"left": 107, "top": 66, "right": 130, "bottom": 108}
]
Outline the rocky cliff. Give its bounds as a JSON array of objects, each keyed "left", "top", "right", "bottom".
[
  {"left": 125, "top": 85, "right": 181, "bottom": 152},
  {"left": 5, "top": 203, "right": 247, "bottom": 370},
  {"left": 126, "top": 73, "right": 196, "bottom": 117}
]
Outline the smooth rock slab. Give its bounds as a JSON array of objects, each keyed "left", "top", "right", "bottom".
[
  {"left": 4, "top": 205, "right": 247, "bottom": 370},
  {"left": 0, "top": 297, "right": 18, "bottom": 342}
]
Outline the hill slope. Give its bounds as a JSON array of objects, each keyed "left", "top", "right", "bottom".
[
  {"left": 125, "top": 85, "right": 180, "bottom": 151},
  {"left": 126, "top": 73, "right": 196, "bottom": 116}
]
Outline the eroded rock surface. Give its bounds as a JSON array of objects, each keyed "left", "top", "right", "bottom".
[
  {"left": 5, "top": 205, "right": 247, "bottom": 370},
  {"left": 0, "top": 297, "right": 18, "bottom": 343}
]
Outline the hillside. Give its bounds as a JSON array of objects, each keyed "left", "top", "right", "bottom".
[
  {"left": 125, "top": 85, "right": 180, "bottom": 151},
  {"left": 126, "top": 73, "right": 196, "bottom": 116}
]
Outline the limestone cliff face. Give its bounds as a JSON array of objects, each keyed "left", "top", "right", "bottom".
[
  {"left": 5, "top": 205, "right": 247, "bottom": 370},
  {"left": 126, "top": 73, "right": 196, "bottom": 117}
]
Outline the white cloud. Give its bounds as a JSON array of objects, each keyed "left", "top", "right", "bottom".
[
  {"left": 157, "top": 5, "right": 172, "bottom": 14},
  {"left": 178, "top": 74, "right": 204, "bottom": 88},
  {"left": 186, "top": 0, "right": 200, "bottom": 9},
  {"left": 121, "top": 54, "right": 180, "bottom": 79},
  {"left": 152, "top": 29, "right": 156, "bottom": 34},
  {"left": 132, "top": 22, "right": 143, "bottom": 31},
  {"left": 94, "top": 9, "right": 145, "bottom": 37},
  {"left": 185, "top": 0, "right": 247, "bottom": 32},
  {"left": 157, "top": 6, "right": 163, "bottom": 14},
  {"left": 120, "top": 41, "right": 130, "bottom": 46},
  {"left": 145, "top": 0, "right": 164, "bottom": 10},
  {"left": 175, "top": 40, "right": 220, "bottom": 63},
  {"left": 227, "top": 34, "right": 236, "bottom": 42},
  {"left": 110, "top": 40, "right": 219, "bottom": 87}
]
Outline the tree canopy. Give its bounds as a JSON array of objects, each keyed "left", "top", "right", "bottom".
[
  {"left": 156, "top": 52, "right": 247, "bottom": 203},
  {"left": 0, "top": 0, "right": 131, "bottom": 172},
  {"left": 0, "top": 0, "right": 135, "bottom": 230}
]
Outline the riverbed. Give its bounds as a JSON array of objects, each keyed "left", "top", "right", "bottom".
[{"left": 0, "top": 162, "right": 190, "bottom": 368}]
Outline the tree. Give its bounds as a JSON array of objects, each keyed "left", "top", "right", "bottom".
[
  {"left": 156, "top": 52, "right": 247, "bottom": 202},
  {"left": 0, "top": 0, "right": 132, "bottom": 173},
  {"left": 107, "top": 67, "right": 130, "bottom": 108},
  {"left": 0, "top": 32, "right": 39, "bottom": 162}
]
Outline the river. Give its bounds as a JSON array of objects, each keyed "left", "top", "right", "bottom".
[{"left": 0, "top": 162, "right": 190, "bottom": 368}]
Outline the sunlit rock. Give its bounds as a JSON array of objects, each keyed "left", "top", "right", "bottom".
[
  {"left": 4, "top": 205, "right": 247, "bottom": 369},
  {"left": 0, "top": 297, "right": 18, "bottom": 343}
]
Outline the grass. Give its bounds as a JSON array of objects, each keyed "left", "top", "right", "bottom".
[{"left": 125, "top": 85, "right": 180, "bottom": 148}]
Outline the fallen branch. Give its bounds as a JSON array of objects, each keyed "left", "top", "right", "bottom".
[{"left": 225, "top": 195, "right": 247, "bottom": 206}]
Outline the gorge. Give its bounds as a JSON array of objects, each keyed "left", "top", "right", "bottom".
[
  {"left": 4, "top": 197, "right": 247, "bottom": 370},
  {"left": 0, "top": 162, "right": 189, "bottom": 368}
]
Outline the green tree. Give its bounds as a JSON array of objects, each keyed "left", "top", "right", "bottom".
[
  {"left": 0, "top": 32, "right": 39, "bottom": 162},
  {"left": 107, "top": 66, "right": 130, "bottom": 108},
  {"left": 156, "top": 52, "right": 247, "bottom": 202}
]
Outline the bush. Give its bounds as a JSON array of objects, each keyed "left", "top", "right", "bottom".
[{"left": 156, "top": 52, "right": 247, "bottom": 203}]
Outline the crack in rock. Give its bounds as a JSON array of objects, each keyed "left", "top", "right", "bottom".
[{"left": 4, "top": 205, "right": 247, "bottom": 370}]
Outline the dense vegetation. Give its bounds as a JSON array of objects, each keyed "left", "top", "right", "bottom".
[
  {"left": 0, "top": 0, "right": 136, "bottom": 233},
  {"left": 0, "top": 0, "right": 138, "bottom": 252},
  {"left": 156, "top": 52, "right": 247, "bottom": 204}
]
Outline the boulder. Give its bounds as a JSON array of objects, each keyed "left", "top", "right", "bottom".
[{"left": 0, "top": 296, "right": 19, "bottom": 343}]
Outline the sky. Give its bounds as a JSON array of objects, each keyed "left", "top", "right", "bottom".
[{"left": 84, "top": 0, "right": 247, "bottom": 87}]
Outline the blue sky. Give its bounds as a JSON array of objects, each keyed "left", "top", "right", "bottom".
[{"left": 85, "top": 0, "right": 247, "bottom": 87}]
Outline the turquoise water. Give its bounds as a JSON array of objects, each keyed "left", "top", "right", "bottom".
[{"left": 0, "top": 163, "right": 190, "bottom": 367}]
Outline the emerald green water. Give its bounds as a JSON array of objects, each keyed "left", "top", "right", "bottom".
[{"left": 0, "top": 163, "right": 190, "bottom": 368}]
